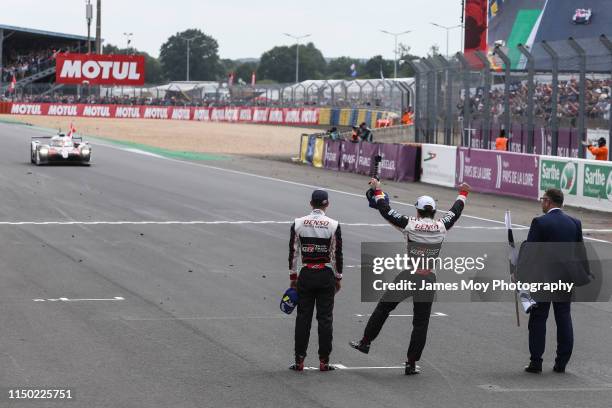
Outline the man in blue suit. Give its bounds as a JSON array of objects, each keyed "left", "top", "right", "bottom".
[{"left": 524, "top": 188, "right": 583, "bottom": 374}]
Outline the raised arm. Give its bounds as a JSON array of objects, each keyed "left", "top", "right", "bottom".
[
  {"left": 439, "top": 183, "right": 470, "bottom": 230},
  {"left": 366, "top": 179, "right": 409, "bottom": 230}
]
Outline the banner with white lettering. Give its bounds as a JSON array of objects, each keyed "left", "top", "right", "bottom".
[{"left": 55, "top": 53, "right": 145, "bottom": 86}]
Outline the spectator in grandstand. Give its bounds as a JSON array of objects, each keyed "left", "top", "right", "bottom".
[
  {"left": 358, "top": 122, "right": 373, "bottom": 143},
  {"left": 495, "top": 129, "right": 508, "bottom": 151},
  {"left": 582, "top": 137, "right": 608, "bottom": 161}
]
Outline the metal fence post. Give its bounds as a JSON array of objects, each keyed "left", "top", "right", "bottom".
[
  {"left": 541, "top": 41, "right": 559, "bottom": 156},
  {"left": 475, "top": 51, "right": 492, "bottom": 150},
  {"left": 436, "top": 55, "right": 453, "bottom": 145},
  {"left": 455, "top": 53, "right": 471, "bottom": 147},
  {"left": 567, "top": 37, "right": 586, "bottom": 158},
  {"left": 600, "top": 34, "right": 612, "bottom": 159},
  {"left": 407, "top": 60, "right": 423, "bottom": 142},
  {"left": 518, "top": 44, "right": 535, "bottom": 153},
  {"left": 422, "top": 59, "right": 436, "bottom": 143},
  {"left": 493, "top": 45, "right": 512, "bottom": 150}
]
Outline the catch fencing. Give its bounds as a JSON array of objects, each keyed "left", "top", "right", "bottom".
[
  {"left": 409, "top": 35, "right": 612, "bottom": 160},
  {"left": 1, "top": 79, "right": 413, "bottom": 114}
]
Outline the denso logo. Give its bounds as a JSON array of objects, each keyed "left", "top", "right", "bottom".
[
  {"left": 59, "top": 60, "right": 141, "bottom": 81},
  {"left": 304, "top": 220, "right": 329, "bottom": 226},
  {"left": 48, "top": 105, "right": 77, "bottom": 116},
  {"left": 11, "top": 104, "right": 42, "bottom": 115}
]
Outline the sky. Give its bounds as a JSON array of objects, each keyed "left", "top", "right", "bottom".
[{"left": 3, "top": 0, "right": 465, "bottom": 60}]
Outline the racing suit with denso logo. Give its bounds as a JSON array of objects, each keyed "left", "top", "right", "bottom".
[
  {"left": 362, "top": 189, "right": 467, "bottom": 366},
  {"left": 289, "top": 209, "right": 343, "bottom": 361}
]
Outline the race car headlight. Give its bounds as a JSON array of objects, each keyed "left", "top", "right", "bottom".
[
  {"left": 39, "top": 147, "right": 49, "bottom": 156},
  {"left": 81, "top": 147, "right": 90, "bottom": 156}
]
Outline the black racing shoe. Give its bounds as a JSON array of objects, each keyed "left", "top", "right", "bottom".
[
  {"left": 553, "top": 365, "right": 566, "bottom": 373},
  {"left": 524, "top": 362, "right": 542, "bottom": 374},
  {"left": 349, "top": 339, "right": 370, "bottom": 354},
  {"left": 289, "top": 355, "right": 305, "bottom": 372},
  {"left": 405, "top": 361, "right": 420, "bottom": 375}
]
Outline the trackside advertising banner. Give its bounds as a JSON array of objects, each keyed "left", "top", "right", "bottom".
[
  {"left": 456, "top": 148, "right": 540, "bottom": 200},
  {"left": 7, "top": 103, "right": 320, "bottom": 125},
  {"left": 56, "top": 53, "right": 145, "bottom": 86},
  {"left": 539, "top": 156, "right": 612, "bottom": 212},
  {"left": 421, "top": 144, "right": 457, "bottom": 187}
]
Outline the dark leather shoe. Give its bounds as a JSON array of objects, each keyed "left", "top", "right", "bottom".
[
  {"left": 405, "top": 361, "right": 420, "bottom": 375},
  {"left": 553, "top": 365, "right": 566, "bottom": 373},
  {"left": 524, "top": 362, "right": 542, "bottom": 373},
  {"left": 349, "top": 339, "right": 370, "bottom": 354}
]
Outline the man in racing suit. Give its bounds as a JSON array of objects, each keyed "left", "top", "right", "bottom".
[
  {"left": 289, "top": 190, "right": 343, "bottom": 372},
  {"left": 350, "top": 179, "right": 470, "bottom": 375}
]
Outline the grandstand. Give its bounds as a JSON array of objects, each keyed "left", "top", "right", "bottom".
[{"left": 0, "top": 24, "right": 94, "bottom": 95}]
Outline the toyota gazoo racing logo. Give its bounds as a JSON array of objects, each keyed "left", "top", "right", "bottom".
[{"left": 560, "top": 161, "right": 577, "bottom": 194}]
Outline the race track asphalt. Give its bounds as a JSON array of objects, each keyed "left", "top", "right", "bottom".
[
  {"left": 535, "top": 0, "right": 612, "bottom": 43},
  {"left": 1, "top": 122, "right": 611, "bottom": 408}
]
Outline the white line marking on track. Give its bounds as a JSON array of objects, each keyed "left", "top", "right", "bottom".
[
  {"left": 478, "top": 383, "right": 612, "bottom": 392},
  {"left": 121, "top": 315, "right": 290, "bottom": 321},
  {"left": 33, "top": 296, "right": 124, "bottom": 302},
  {"left": 354, "top": 312, "right": 447, "bottom": 317},
  {"left": 304, "top": 365, "right": 407, "bottom": 370},
  {"left": 85, "top": 141, "right": 612, "bottom": 244}
]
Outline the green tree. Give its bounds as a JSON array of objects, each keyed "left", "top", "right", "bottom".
[
  {"left": 325, "top": 57, "right": 361, "bottom": 79},
  {"left": 257, "top": 42, "right": 326, "bottom": 83},
  {"left": 397, "top": 43, "right": 419, "bottom": 78},
  {"left": 103, "top": 44, "right": 164, "bottom": 83},
  {"left": 363, "top": 55, "right": 394, "bottom": 79},
  {"left": 159, "top": 29, "right": 222, "bottom": 81},
  {"left": 234, "top": 62, "right": 258, "bottom": 84}
]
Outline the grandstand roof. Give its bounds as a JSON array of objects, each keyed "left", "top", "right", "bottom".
[{"left": 0, "top": 24, "right": 92, "bottom": 42}]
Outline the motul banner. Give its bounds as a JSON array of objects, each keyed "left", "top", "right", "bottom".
[
  {"left": 6, "top": 103, "right": 321, "bottom": 125},
  {"left": 55, "top": 53, "right": 145, "bottom": 86}
]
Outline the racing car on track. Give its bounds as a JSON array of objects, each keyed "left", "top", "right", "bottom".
[
  {"left": 572, "top": 8, "right": 592, "bottom": 24},
  {"left": 30, "top": 133, "right": 92, "bottom": 165}
]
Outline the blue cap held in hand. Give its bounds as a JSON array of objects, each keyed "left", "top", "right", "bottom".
[{"left": 280, "top": 287, "right": 299, "bottom": 314}]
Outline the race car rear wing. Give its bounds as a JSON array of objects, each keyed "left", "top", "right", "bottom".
[{"left": 31, "top": 135, "right": 83, "bottom": 141}]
